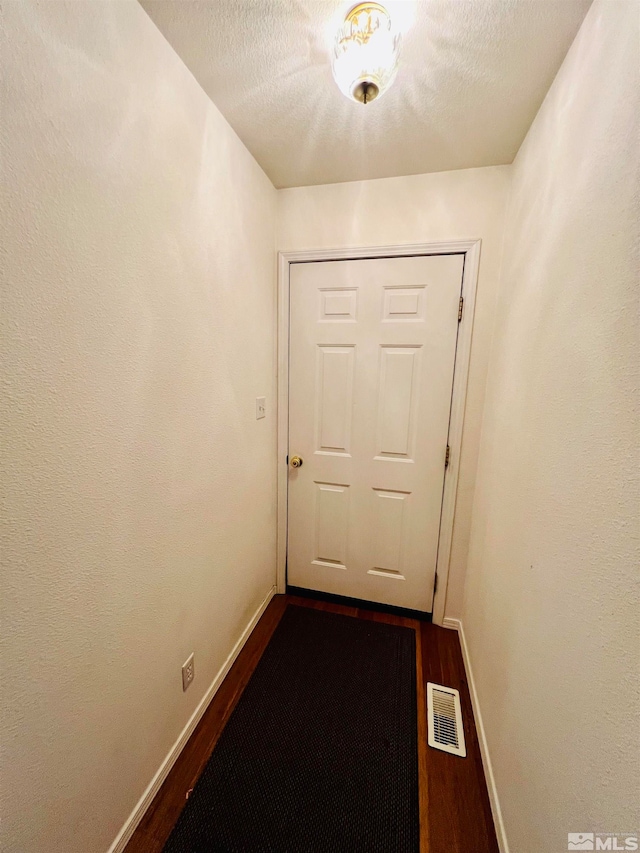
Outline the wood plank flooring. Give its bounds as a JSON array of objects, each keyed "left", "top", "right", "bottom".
[{"left": 124, "top": 594, "right": 499, "bottom": 853}]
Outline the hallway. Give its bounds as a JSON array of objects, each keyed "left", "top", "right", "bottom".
[
  {"left": 125, "top": 595, "right": 499, "bottom": 853},
  {"left": 1, "top": 2, "right": 638, "bottom": 851}
]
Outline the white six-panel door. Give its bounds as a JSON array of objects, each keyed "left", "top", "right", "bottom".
[{"left": 287, "top": 254, "right": 464, "bottom": 612}]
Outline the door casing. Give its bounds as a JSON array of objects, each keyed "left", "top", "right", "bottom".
[{"left": 276, "top": 240, "right": 481, "bottom": 626}]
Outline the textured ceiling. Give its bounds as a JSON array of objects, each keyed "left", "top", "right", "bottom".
[{"left": 139, "top": 0, "right": 591, "bottom": 188}]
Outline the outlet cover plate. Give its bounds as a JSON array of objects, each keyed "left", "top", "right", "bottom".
[{"left": 182, "top": 653, "right": 195, "bottom": 691}]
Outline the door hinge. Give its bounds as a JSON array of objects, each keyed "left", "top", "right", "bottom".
[
  {"left": 434, "top": 573, "right": 439, "bottom": 595},
  {"left": 458, "top": 296, "right": 464, "bottom": 322},
  {"left": 444, "top": 445, "right": 450, "bottom": 469}
]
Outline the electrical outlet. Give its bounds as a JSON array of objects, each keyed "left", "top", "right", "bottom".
[
  {"left": 256, "top": 396, "right": 266, "bottom": 420},
  {"left": 182, "top": 653, "right": 195, "bottom": 692}
]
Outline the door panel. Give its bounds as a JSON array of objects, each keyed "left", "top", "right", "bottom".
[
  {"left": 288, "top": 255, "right": 464, "bottom": 612},
  {"left": 315, "top": 346, "right": 354, "bottom": 455},
  {"left": 312, "top": 481, "right": 350, "bottom": 569},
  {"left": 376, "top": 346, "right": 421, "bottom": 459}
]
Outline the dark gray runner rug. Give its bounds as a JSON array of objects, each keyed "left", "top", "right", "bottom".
[{"left": 163, "top": 604, "right": 419, "bottom": 853}]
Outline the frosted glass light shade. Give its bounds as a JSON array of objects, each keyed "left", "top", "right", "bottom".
[{"left": 332, "top": 3, "right": 401, "bottom": 104}]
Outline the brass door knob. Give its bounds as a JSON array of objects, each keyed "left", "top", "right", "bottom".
[{"left": 290, "top": 456, "right": 303, "bottom": 468}]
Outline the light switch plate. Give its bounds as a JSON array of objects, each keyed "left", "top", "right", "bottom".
[{"left": 256, "top": 396, "right": 266, "bottom": 420}]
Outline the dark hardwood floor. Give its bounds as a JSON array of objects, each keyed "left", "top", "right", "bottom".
[{"left": 124, "top": 594, "right": 499, "bottom": 853}]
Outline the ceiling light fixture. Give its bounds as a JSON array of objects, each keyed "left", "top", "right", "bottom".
[{"left": 332, "top": 2, "right": 401, "bottom": 105}]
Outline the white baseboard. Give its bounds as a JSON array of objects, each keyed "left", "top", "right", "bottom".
[
  {"left": 443, "top": 617, "right": 510, "bottom": 853},
  {"left": 107, "top": 585, "right": 277, "bottom": 853}
]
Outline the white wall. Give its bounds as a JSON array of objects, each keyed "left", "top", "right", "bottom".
[
  {"left": 278, "top": 167, "right": 510, "bottom": 619},
  {"left": 0, "top": 3, "right": 277, "bottom": 852},
  {"left": 463, "top": 1, "right": 640, "bottom": 850}
]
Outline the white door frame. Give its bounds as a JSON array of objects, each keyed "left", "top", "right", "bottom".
[{"left": 276, "top": 240, "right": 481, "bottom": 626}]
